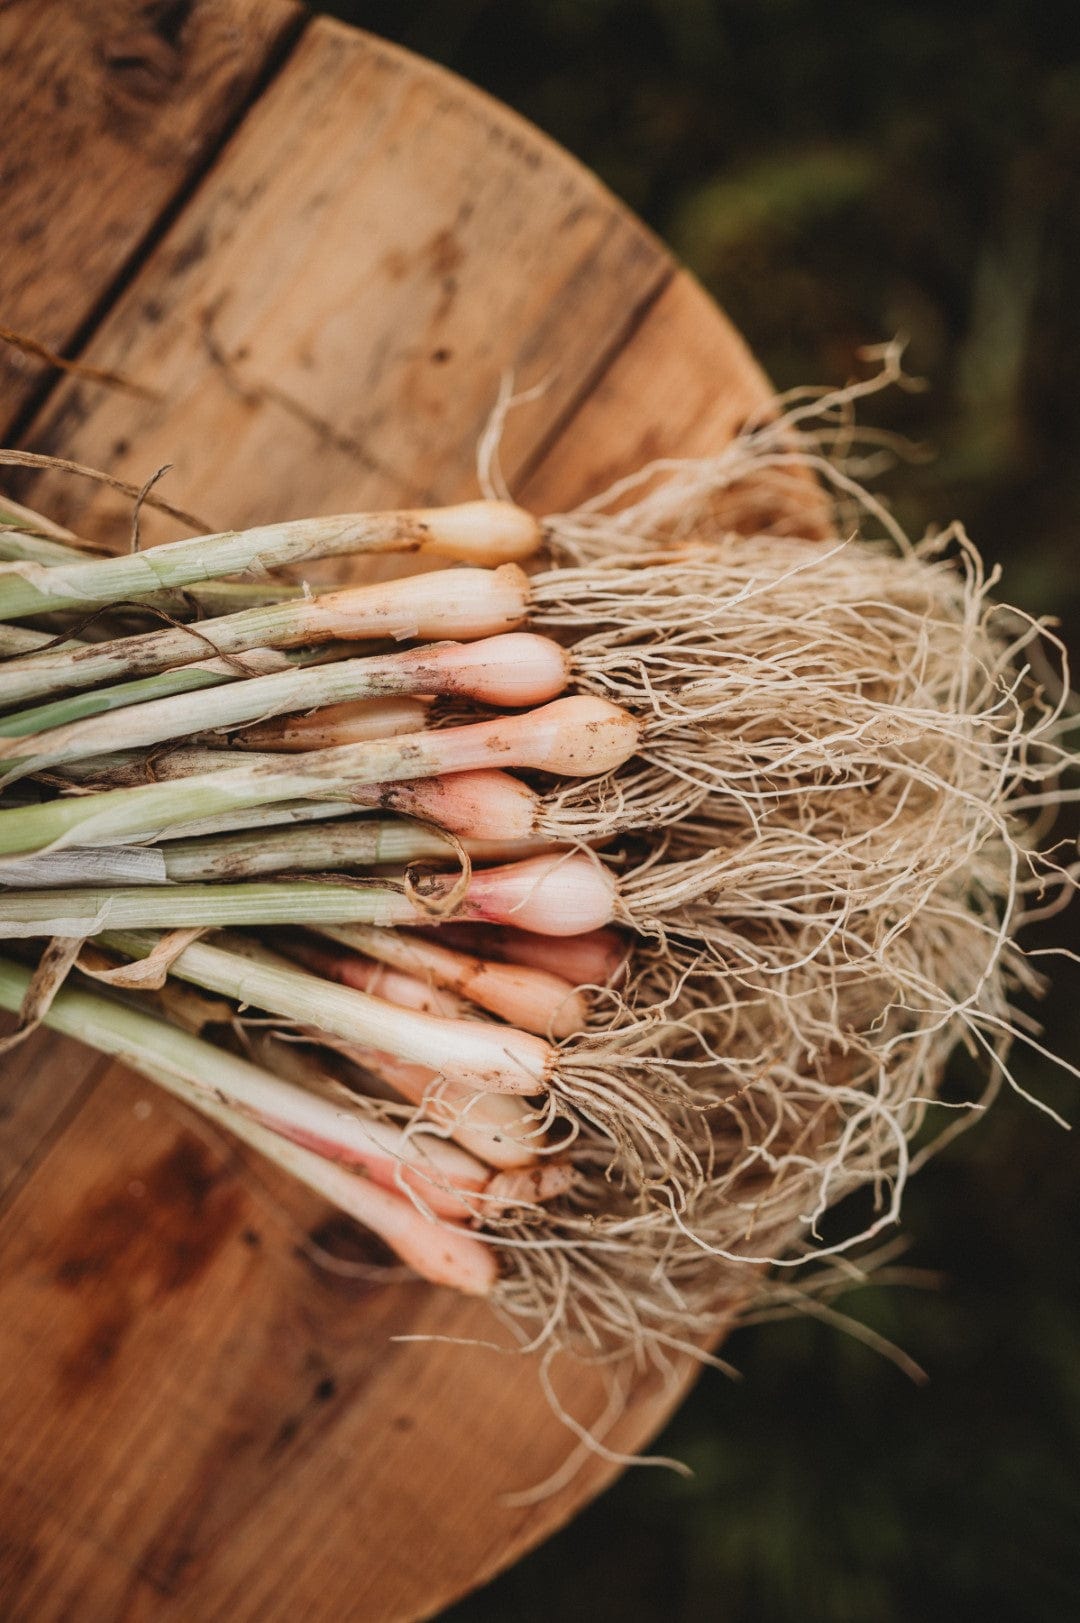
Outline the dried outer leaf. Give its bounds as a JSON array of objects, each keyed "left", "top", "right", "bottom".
[
  {"left": 0, "top": 845, "right": 168, "bottom": 888},
  {"left": 76, "top": 928, "right": 205, "bottom": 989},
  {"left": 0, "top": 934, "right": 84, "bottom": 1053}
]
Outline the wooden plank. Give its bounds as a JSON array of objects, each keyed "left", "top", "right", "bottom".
[
  {"left": 0, "top": 1061, "right": 695, "bottom": 1623},
  {"left": 0, "top": 0, "right": 303, "bottom": 437},
  {"left": 0, "top": 1464, "right": 160, "bottom": 1622},
  {"left": 0, "top": 1065, "right": 450, "bottom": 1617},
  {"left": 0, "top": 21, "right": 774, "bottom": 1621},
  {"left": 14, "top": 20, "right": 671, "bottom": 557},
  {"left": 0, "top": 1029, "right": 110, "bottom": 1205}
]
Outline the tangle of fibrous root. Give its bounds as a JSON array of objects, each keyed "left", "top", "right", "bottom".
[{"left": 463, "top": 356, "right": 1078, "bottom": 1365}]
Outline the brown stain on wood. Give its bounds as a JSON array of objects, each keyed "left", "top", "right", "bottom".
[
  {"left": 426, "top": 227, "right": 464, "bottom": 281},
  {"left": 97, "top": 7, "right": 188, "bottom": 108},
  {"left": 50, "top": 1132, "right": 242, "bottom": 1397},
  {"left": 123, "top": 1182, "right": 419, "bottom": 1599}
]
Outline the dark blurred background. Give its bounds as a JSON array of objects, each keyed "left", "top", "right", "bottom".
[{"left": 323, "top": 6, "right": 1080, "bottom": 1619}]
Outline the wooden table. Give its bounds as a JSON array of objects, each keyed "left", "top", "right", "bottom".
[{"left": 0, "top": 7, "right": 771, "bottom": 1618}]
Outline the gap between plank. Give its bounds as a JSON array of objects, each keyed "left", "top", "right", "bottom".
[{"left": 511, "top": 263, "right": 677, "bottom": 495}]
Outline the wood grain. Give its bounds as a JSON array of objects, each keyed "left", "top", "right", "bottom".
[
  {"left": 14, "top": 20, "right": 671, "bottom": 557},
  {"left": 0, "top": 1029, "right": 110, "bottom": 1203},
  {"left": 0, "top": 20, "right": 776, "bottom": 1621},
  {"left": 0, "top": 1059, "right": 687, "bottom": 1623},
  {"left": 0, "top": 0, "right": 303, "bottom": 437}
]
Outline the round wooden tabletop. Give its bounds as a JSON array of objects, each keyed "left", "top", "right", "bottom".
[{"left": 0, "top": 11, "right": 772, "bottom": 1619}]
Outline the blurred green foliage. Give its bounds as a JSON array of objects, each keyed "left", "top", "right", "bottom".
[{"left": 322, "top": 4, "right": 1080, "bottom": 1618}]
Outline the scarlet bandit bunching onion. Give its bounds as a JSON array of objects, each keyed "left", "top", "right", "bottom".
[
  {"left": 0, "top": 632, "right": 572, "bottom": 780},
  {"left": 1, "top": 367, "right": 1074, "bottom": 1363},
  {"left": 5, "top": 520, "right": 1059, "bottom": 861},
  {"left": 0, "top": 498, "right": 541, "bottom": 624},
  {"left": 0, "top": 697, "right": 640, "bottom": 854},
  {"left": 297, "top": 923, "right": 591, "bottom": 1039},
  {"left": 79, "top": 927, "right": 707, "bottom": 1195},
  {"left": 0, "top": 560, "right": 538, "bottom": 712}
]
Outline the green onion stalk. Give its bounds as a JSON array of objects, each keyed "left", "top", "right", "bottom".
[
  {"left": 0, "top": 697, "right": 640, "bottom": 854},
  {"left": 0, "top": 632, "right": 570, "bottom": 778},
  {"left": 0, "top": 500, "right": 540, "bottom": 623}
]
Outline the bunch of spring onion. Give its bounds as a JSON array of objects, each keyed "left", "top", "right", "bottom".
[{"left": 1, "top": 365, "right": 1073, "bottom": 1360}]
